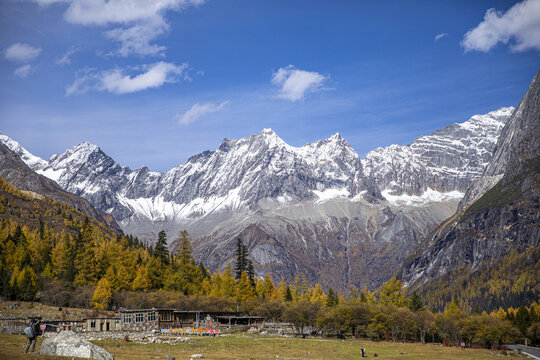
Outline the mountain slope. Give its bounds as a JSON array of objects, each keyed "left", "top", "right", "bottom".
[
  {"left": 398, "top": 70, "right": 540, "bottom": 310},
  {"left": 0, "top": 143, "right": 122, "bottom": 233},
  {"left": 0, "top": 106, "right": 513, "bottom": 290},
  {"left": 362, "top": 107, "right": 513, "bottom": 197}
]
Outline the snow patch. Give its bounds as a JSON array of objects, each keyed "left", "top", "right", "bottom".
[
  {"left": 36, "top": 167, "right": 64, "bottom": 183},
  {"left": 313, "top": 188, "right": 350, "bottom": 203},
  {"left": 382, "top": 188, "right": 464, "bottom": 206}
]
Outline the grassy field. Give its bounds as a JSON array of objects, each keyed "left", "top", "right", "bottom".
[{"left": 0, "top": 334, "right": 527, "bottom": 360}]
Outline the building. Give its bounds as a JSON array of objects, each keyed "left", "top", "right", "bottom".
[
  {"left": 118, "top": 309, "right": 251, "bottom": 331},
  {"left": 119, "top": 308, "right": 173, "bottom": 332},
  {"left": 85, "top": 316, "right": 121, "bottom": 332}
]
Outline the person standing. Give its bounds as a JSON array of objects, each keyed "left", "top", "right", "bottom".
[
  {"left": 24, "top": 318, "right": 41, "bottom": 353},
  {"left": 361, "top": 346, "right": 365, "bottom": 358}
]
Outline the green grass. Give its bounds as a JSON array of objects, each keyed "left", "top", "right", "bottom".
[{"left": 0, "top": 333, "right": 528, "bottom": 360}]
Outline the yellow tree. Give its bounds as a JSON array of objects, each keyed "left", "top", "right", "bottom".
[
  {"left": 378, "top": 276, "right": 405, "bottom": 306},
  {"left": 310, "top": 283, "right": 325, "bottom": 304},
  {"left": 220, "top": 263, "right": 237, "bottom": 298},
  {"left": 258, "top": 273, "right": 275, "bottom": 299},
  {"left": 116, "top": 264, "right": 132, "bottom": 290},
  {"left": 92, "top": 277, "right": 113, "bottom": 310},
  {"left": 272, "top": 277, "right": 288, "bottom": 302},
  {"left": 132, "top": 265, "right": 151, "bottom": 291},
  {"left": 51, "top": 233, "right": 72, "bottom": 280},
  {"left": 104, "top": 266, "right": 120, "bottom": 290},
  {"left": 236, "top": 271, "right": 256, "bottom": 303}
]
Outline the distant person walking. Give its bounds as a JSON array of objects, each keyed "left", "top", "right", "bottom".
[
  {"left": 361, "top": 346, "right": 365, "bottom": 358},
  {"left": 24, "top": 318, "right": 41, "bottom": 353}
]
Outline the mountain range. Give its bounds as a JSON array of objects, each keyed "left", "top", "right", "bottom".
[
  {"left": 0, "top": 101, "right": 517, "bottom": 290},
  {"left": 398, "top": 70, "right": 540, "bottom": 310}
]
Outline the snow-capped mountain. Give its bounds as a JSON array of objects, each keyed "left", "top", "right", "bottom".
[
  {"left": 398, "top": 70, "right": 540, "bottom": 300},
  {"left": 0, "top": 107, "right": 513, "bottom": 290},
  {"left": 362, "top": 107, "right": 513, "bottom": 198}
]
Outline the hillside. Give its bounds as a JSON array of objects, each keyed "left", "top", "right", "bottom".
[{"left": 398, "top": 70, "right": 540, "bottom": 311}]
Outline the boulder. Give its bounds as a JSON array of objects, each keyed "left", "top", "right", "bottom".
[{"left": 40, "top": 331, "right": 113, "bottom": 360}]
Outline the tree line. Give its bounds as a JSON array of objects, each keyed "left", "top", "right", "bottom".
[{"left": 1, "top": 176, "right": 539, "bottom": 348}]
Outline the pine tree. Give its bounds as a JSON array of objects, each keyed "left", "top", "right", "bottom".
[
  {"left": 153, "top": 230, "right": 169, "bottom": 265},
  {"left": 234, "top": 238, "right": 247, "bottom": 280},
  {"left": 326, "top": 287, "right": 339, "bottom": 307},
  {"left": 407, "top": 291, "right": 425, "bottom": 312},
  {"left": 285, "top": 285, "right": 293, "bottom": 302},
  {"left": 246, "top": 259, "right": 255, "bottom": 288},
  {"left": 198, "top": 262, "right": 209, "bottom": 278},
  {"left": 17, "top": 266, "right": 37, "bottom": 301},
  {"left": 176, "top": 230, "right": 193, "bottom": 266}
]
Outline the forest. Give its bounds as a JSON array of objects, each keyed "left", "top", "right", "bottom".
[{"left": 1, "top": 177, "right": 539, "bottom": 348}]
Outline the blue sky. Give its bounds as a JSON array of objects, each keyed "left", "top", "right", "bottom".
[{"left": 1, "top": 0, "right": 539, "bottom": 172}]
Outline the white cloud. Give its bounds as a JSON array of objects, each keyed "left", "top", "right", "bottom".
[
  {"left": 175, "top": 101, "right": 229, "bottom": 125},
  {"left": 104, "top": 18, "right": 168, "bottom": 57},
  {"left": 462, "top": 0, "right": 540, "bottom": 52},
  {"left": 66, "top": 61, "right": 187, "bottom": 95},
  {"left": 271, "top": 65, "right": 328, "bottom": 102},
  {"left": 35, "top": 0, "right": 206, "bottom": 57},
  {"left": 434, "top": 33, "right": 448, "bottom": 41},
  {"left": 56, "top": 46, "right": 79, "bottom": 66},
  {"left": 14, "top": 65, "right": 35, "bottom": 78},
  {"left": 4, "top": 43, "right": 42, "bottom": 62}
]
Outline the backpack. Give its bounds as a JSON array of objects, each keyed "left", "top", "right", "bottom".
[{"left": 24, "top": 326, "right": 35, "bottom": 338}]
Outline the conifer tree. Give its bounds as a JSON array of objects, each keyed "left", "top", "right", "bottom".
[
  {"left": 407, "top": 291, "right": 425, "bottom": 312},
  {"left": 326, "top": 287, "right": 339, "bottom": 307},
  {"left": 285, "top": 285, "right": 293, "bottom": 302},
  {"left": 236, "top": 271, "right": 256, "bottom": 303},
  {"left": 246, "top": 260, "right": 255, "bottom": 288},
  {"left": 310, "top": 283, "right": 324, "bottom": 304},
  {"left": 153, "top": 230, "right": 169, "bottom": 265},
  {"left": 379, "top": 276, "right": 405, "bottom": 306},
  {"left": 234, "top": 238, "right": 247, "bottom": 280},
  {"left": 132, "top": 265, "right": 152, "bottom": 291},
  {"left": 221, "top": 263, "right": 237, "bottom": 298},
  {"left": 176, "top": 230, "right": 193, "bottom": 266},
  {"left": 17, "top": 266, "right": 37, "bottom": 301},
  {"left": 92, "top": 277, "right": 113, "bottom": 310}
]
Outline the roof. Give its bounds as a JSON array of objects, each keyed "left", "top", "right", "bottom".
[
  {"left": 118, "top": 308, "right": 175, "bottom": 313},
  {"left": 216, "top": 316, "right": 265, "bottom": 319}
]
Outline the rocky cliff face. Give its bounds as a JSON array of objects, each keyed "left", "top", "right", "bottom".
[
  {"left": 0, "top": 104, "right": 514, "bottom": 289},
  {"left": 399, "top": 70, "right": 540, "bottom": 291},
  {"left": 0, "top": 143, "right": 122, "bottom": 233},
  {"left": 362, "top": 107, "right": 513, "bottom": 197}
]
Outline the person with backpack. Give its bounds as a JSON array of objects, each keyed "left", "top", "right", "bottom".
[{"left": 24, "top": 318, "right": 41, "bottom": 353}]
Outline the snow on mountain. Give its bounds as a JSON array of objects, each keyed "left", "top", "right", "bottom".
[
  {"left": 0, "top": 107, "right": 514, "bottom": 290},
  {"left": 0, "top": 132, "right": 47, "bottom": 170},
  {"left": 362, "top": 107, "right": 514, "bottom": 199}
]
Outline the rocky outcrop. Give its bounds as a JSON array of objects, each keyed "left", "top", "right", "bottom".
[
  {"left": 399, "top": 70, "right": 540, "bottom": 291},
  {"left": 0, "top": 143, "right": 122, "bottom": 233},
  {"left": 40, "top": 330, "right": 114, "bottom": 360},
  {"left": 0, "top": 104, "right": 513, "bottom": 290},
  {"left": 362, "top": 107, "right": 512, "bottom": 197}
]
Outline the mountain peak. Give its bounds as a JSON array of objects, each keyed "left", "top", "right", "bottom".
[
  {"left": 0, "top": 132, "right": 47, "bottom": 170},
  {"left": 72, "top": 140, "right": 100, "bottom": 153},
  {"left": 260, "top": 128, "right": 276, "bottom": 135}
]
